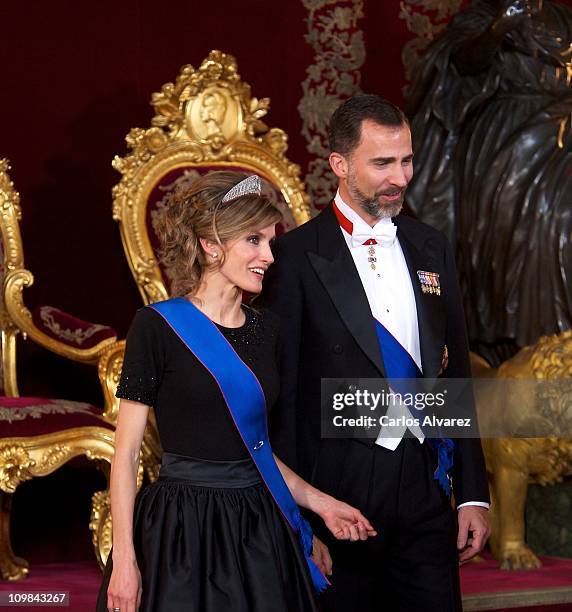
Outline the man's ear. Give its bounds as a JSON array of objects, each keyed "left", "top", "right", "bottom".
[{"left": 329, "top": 152, "right": 348, "bottom": 179}]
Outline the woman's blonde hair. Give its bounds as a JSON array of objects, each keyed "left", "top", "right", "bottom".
[{"left": 156, "top": 171, "right": 282, "bottom": 296}]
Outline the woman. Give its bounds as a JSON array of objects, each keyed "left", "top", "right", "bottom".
[{"left": 97, "top": 171, "right": 376, "bottom": 612}]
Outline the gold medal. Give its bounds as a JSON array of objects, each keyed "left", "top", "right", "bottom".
[{"left": 368, "top": 245, "right": 377, "bottom": 270}]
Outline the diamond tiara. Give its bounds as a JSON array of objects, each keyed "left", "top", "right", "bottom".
[{"left": 221, "top": 175, "right": 262, "bottom": 203}]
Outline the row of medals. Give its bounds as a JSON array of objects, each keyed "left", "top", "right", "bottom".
[{"left": 369, "top": 244, "right": 442, "bottom": 296}]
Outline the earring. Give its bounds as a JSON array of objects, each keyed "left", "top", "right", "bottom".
[{"left": 211, "top": 252, "right": 218, "bottom": 259}]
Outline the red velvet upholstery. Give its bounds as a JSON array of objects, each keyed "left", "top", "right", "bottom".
[
  {"left": 146, "top": 165, "right": 295, "bottom": 292},
  {"left": 0, "top": 397, "right": 113, "bottom": 437},
  {"left": 31, "top": 305, "right": 116, "bottom": 349}
]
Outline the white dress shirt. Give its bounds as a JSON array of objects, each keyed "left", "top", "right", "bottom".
[
  {"left": 334, "top": 193, "right": 425, "bottom": 449},
  {"left": 334, "top": 192, "right": 489, "bottom": 510}
]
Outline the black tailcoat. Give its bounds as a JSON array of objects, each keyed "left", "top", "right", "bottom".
[
  {"left": 261, "top": 205, "right": 490, "bottom": 610},
  {"left": 261, "top": 205, "right": 489, "bottom": 509}
]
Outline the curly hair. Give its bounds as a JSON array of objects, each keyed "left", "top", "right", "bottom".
[{"left": 156, "top": 171, "right": 282, "bottom": 297}]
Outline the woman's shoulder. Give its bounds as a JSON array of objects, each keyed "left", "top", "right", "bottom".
[
  {"left": 126, "top": 305, "right": 173, "bottom": 341},
  {"left": 130, "top": 305, "right": 164, "bottom": 326}
]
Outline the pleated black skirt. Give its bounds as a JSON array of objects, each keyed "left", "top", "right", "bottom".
[{"left": 97, "top": 453, "right": 318, "bottom": 612}]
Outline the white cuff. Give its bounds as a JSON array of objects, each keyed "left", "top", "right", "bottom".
[{"left": 457, "top": 501, "right": 490, "bottom": 510}]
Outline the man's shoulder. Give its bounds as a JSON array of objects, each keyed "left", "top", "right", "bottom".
[
  {"left": 276, "top": 211, "right": 324, "bottom": 252},
  {"left": 395, "top": 213, "right": 448, "bottom": 246}
]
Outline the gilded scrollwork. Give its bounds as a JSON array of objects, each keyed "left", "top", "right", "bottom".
[
  {"left": 39, "top": 445, "right": 72, "bottom": 473},
  {"left": 299, "top": 0, "right": 365, "bottom": 212},
  {"left": 98, "top": 340, "right": 126, "bottom": 424},
  {"left": 112, "top": 50, "right": 310, "bottom": 307},
  {"left": 0, "top": 446, "right": 35, "bottom": 493},
  {"left": 90, "top": 458, "right": 146, "bottom": 567},
  {"left": 0, "top": 160, "right": 23, "bottom": 275},
  {"left": 90, "top": 490, "right": 112, "bottom": 569}
]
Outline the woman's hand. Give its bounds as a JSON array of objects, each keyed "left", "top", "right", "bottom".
[
  {"left": 311, "top": 536, "right": 333, "bottom": 576},
  {"left": 107, "top": 557, "right": 142, "bottom": 612},
  {"left": 315, "top": 495, "right": 377, "bottom": 541}
]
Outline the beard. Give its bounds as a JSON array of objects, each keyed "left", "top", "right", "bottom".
[{"left": 347, "top": 173, "right": 404, "bottom": 220}]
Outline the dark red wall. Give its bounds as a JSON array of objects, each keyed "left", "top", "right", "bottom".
[{"left": 1, "top": 0, "right": 316, "bottom": 402}]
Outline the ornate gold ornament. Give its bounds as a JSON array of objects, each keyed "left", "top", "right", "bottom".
[
  {"left": 471, "top": 330, "right": 572, "bottom": 569},
  {"left": 299, "top": 0, "right": 365, "bottom": 212},
  {"left": 90, "top": 459, "right": 145, "bottom": 569},
  {"left": 112, "top": 50, "right": 310, "bottom": 306},
  {"left": 90, "top": 490, "right": 112, "bottom": 570},
  {"left": 0, "top": 445, "right": 34, "bottom": 493},
  {"left": 399, "top": 0, "right": 463, "bottom": 85},
  {"left": 0, "top": 160, "right": 117, "bottom": 579}
]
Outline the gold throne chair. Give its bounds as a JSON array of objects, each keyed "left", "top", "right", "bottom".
[
  {"left": 0, "top": 160, "right": 117, "bottom": 580},
  {"left": 95, "top": 50, "right": 311, "bottom": 565},
  {"left": 112, "top": 49, "right": 310, "bottom": 306}
]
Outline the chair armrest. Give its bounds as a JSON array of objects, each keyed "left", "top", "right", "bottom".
[
  {"left": 4, "top": 269, "right": 117, "bottom": 365},
  {"left": 32, "top": 305, "right": 116, "bottom": 350}
]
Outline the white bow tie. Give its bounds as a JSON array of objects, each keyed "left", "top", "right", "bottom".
[{"left": 351, "top": 224, "right": 397, "bottom": 248}]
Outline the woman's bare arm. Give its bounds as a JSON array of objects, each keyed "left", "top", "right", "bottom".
[
  {"left": 274, "top": 454, "right": 376, "bottom": 541},
  {"left": 106, "top": 399, "right": 149, "bottom": 612}
]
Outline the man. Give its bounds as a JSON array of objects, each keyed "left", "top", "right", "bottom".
[{"left": 261, "top": 95, "right": 490, "bottom": 611}]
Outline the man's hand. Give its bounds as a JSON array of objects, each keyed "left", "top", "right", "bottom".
[{"left": 457, "top": 506, "right": 491, "bottom": 564}]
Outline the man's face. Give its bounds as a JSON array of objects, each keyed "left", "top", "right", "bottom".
[{"left": 343, "top": 120, "right": 413, "bottom": 221}]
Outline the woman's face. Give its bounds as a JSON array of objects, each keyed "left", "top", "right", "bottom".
[{"left": 218, "top": 223, "right": 276, "bottom": 294}]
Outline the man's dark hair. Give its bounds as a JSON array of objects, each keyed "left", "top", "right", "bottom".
[{"left": 328, "top": 94, "right": 408, "bottom": 156}]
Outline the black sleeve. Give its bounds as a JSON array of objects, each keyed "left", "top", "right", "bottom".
[
  {"left": 115, "top": 308, "right": 166, "bottom": 408},
  {"left": 441, "top": 236, "right": 490, "bottom": 505},
  {"left": 258, "top": 237, "right": 304, "bottom": 470}
]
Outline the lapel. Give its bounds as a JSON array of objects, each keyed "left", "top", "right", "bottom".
[
  {"left": 306, "top": 205, "right": 386, "bottom": 377},
  {"left": 394, "top": 216, "right": 445, "bottom": 378}
]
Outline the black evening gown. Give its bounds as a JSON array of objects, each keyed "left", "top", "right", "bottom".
[{"left": 96, "top": 307, "right": 318, "bottom": 612}]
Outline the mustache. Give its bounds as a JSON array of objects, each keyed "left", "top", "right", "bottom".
[{"left": 375, "top": 187, "right": 405, "bottom": 198}]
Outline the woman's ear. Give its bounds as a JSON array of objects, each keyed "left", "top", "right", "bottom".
[{"left": 199, "top": 238, "right": 220, "bottom": 260}]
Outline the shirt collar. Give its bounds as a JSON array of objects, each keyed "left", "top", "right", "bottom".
[{"left": 334, "top": 190, "right": 395, "bottom": 236}]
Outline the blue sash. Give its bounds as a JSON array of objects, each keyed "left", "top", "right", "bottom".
[
  {"left": 374, "top": 319, "right": 454, "bottom": 496},
  {"left": 149, "top": 297, "right": 328, "bottom": 593}
]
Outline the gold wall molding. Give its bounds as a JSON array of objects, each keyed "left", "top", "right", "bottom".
[{"left": 299, "top": 0, "right": 365, "bottom": 212}]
